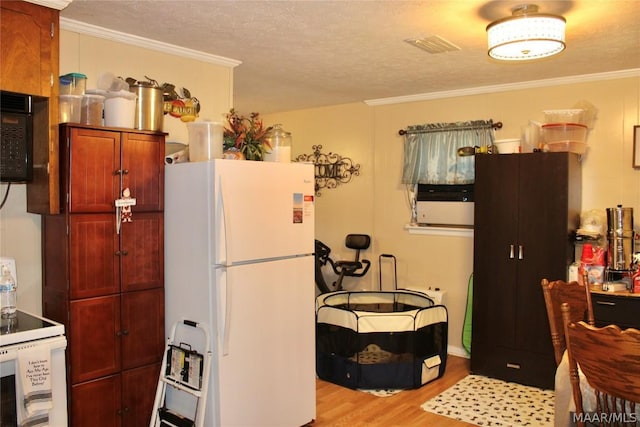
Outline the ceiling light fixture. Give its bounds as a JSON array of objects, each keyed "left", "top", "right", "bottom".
[{"left": 487, "top": 4, "right": 566, "bottom": 61}]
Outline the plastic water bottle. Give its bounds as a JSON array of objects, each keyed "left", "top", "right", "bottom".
[{"left": 0, "top": 265, "right": 17, "bottom": 318}]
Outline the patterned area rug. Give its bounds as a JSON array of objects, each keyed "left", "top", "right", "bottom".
[{"left": 421, "top": 375, "right": 554, "bottom": 426}]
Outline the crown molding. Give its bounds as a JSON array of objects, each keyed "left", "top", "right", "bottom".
[
  {"left": 364, "top": 68, "right": 640, "bottom": 106},
  {"left": 60, "top": 18, "right": 242, "bottom": 68},
  {"left": 25, "top": 0, "right": 72, "bottom": 10}
]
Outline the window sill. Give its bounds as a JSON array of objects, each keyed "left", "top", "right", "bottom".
[{"left": 405, "top": 224, "right": 474, "bottom": 238}]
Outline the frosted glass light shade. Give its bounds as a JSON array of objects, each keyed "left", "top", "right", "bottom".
[{"left": 487, "top": 8, "right": 566, "bottom": 61}]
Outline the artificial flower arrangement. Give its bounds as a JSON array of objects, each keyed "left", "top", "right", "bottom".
[{"left": 223, "top": 109, "right": 272, "bottom": 160}]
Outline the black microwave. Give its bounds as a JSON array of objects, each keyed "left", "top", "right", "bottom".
[{"left": 1, "top": 91, "right": 33, "bottom": 182}]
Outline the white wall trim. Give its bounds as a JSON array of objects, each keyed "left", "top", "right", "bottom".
[
  {"left": 448, "top": 345, "right": 469, "bottom": 359},
  {"left": 365, "top": 68, "right": 640, "bottom": 106},
  {"left": 25, "top": 0, "right": 72, "bottom": 10},
  {"left": 60, "top": 18, "right": 242, "bottom": 68}
]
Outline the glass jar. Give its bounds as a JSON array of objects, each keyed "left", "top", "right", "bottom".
[{"left": 264, "top": 124, "right": 292, "bottom": 162}]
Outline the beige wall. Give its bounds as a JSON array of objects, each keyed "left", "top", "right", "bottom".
[
  {"left": 60, "top": 30, "right": 234, "bottom": 144},
  {"left": 0, "top": 29, "right": 234, "bottom": 315},
  {"left": 265, "top": 75, "right": 640, "bottom": 356}
]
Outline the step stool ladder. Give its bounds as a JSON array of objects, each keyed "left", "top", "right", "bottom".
[{"left": 150, "top": 318, "right": 212, "bottom": 427}]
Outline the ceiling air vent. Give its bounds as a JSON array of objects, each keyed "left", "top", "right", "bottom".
[{"left": 405, "top": 36, "right": 461, "bottom": 54}]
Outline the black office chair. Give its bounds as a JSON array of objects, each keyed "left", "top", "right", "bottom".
[{"left": 330, "top": 234, "right": 371, "bottom": 291}]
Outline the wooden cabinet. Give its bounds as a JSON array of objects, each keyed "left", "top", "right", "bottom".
[
  {"left": 1, "top": 0, "right": 61, "bottom": 214},
  {"left": 0, "top": 0, "right": 57, "bottom": 96},
  {"left": 471, "top": 152, "right": 581, "bottom": 390},
  {"left": 43, "top": 124, "right": 166, "bottom": 426},
  {"left": 591, "top": 291, "right": 640, "bottom": 329}
]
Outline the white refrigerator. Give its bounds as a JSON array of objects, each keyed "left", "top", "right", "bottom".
[{"left": 164, "top": 159, "right": 316, "bottom": 426}]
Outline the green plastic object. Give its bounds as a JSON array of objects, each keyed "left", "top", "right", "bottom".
[{"left": 462, "top": 273, "right": 473, "bottom": 354}]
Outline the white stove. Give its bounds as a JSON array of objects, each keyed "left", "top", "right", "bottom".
[
  {"left": 0, "top": 310, "right": 65, "bottom": 346},
  {"left": 0, "top": 310, "right": 68, "bottom": 426}
]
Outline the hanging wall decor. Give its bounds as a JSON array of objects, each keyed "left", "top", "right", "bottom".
[{"left": 294, "top": 145, "right": 360, "bottom": 196}]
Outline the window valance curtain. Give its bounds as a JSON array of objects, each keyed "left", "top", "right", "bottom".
[{"left": 401, "top": 120, "right": 495, "bottom": 184}]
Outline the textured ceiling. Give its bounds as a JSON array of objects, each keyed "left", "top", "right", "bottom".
[{"left": 60, "top": 0, "right": 640, "bottom": 115}]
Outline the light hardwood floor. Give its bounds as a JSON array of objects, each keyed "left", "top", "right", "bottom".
[{"left": 314, "top": 355, "right": 477, "bottom": 427}]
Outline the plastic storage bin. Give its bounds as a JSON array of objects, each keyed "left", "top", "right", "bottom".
[
  {"left": 545, "top": 141, "right": 587, "bottom": 154},
  {"left": 543, "top": 109, "right": 585, "bottom": 125},
  {"left": 80, "top": 94, "right": 105, "bottom": 126},
  {"left": 104, "top": 90, "right": 137, "bottom": 128},
  {"left": 187, "top": 121, "right": 223, "bottom": 161},
  {"left": 59, "top": 73, "right": 87, "bottom": 95},
  {"left": 541, "top": 123, "right": 588, "bottom": 143},
  {"left": 59, "top": 94, "right": 83, "bottom": 123}
]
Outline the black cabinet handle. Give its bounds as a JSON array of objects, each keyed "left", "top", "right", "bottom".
[{"left": 596, "top": 301, "right": 616, "bottom": 306}]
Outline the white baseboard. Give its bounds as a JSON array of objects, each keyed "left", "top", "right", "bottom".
[{"left": 447, "top": 345, "right": 469, "bottom": 359}]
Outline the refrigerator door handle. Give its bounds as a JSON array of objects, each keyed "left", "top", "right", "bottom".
[
  {"left": 218, "top": 175, "right": 233, "bottom": 266},
  {"left": 217, "top": 267, "right": 232, "bottom": 356}
]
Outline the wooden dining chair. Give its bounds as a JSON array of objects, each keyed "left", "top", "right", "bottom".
[
  {"left": 561, "top": 302, "right": 640, "bottom": 427},
  {"left": 541, "top": 276, "right": 595, "bottom": 365}
]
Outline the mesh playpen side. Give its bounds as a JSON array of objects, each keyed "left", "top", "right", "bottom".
[{"left": 316, "top": 291, "right": 448, "bottom": 390}]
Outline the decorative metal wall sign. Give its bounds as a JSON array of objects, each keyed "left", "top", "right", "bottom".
[{"left": 294, "top": 145, "right": 361, "bottom": 196}]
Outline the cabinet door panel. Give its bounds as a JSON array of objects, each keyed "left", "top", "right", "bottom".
[
  {"left": 70, "top": 214, "right": 119, "bottom": 299},
  {"left": 515, "top": 154, "right": 569, "bottom": 353},
  {"left": 70, "top": 296, "right": 121, "bottom": 383},
  {"left": 472, "top": 154, "right": 519, "bottom": 347},
  {"left": 122, "top": 363, "right": 162, "bottom": 427},
  {"left": 72, "top": 374, "right": 122, "bottom": 427},
  {"left": 0, "top": 1, "right": 55, "bottom": 96},
  {"left": 121, "top": 289, "right": 165, "bottom": 369},
  {"left": 68, "top": 128, "right": 120, "bottom": 212},
  {"left": 121, "top": 133, "right": 164, "bottom": 212},
  {"left": 120, "top": 212, "right": 164, "bottom": 292}
]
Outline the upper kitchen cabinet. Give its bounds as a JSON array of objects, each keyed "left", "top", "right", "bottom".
[
  {"left": 0, "top": 1, "right": 58, "bottom": 96},
  {"left": 60, "top": 126, "right": 165, "bottom": 213},
  {"left": 1, "top": 0, "right": 63, "bottom": 214}
]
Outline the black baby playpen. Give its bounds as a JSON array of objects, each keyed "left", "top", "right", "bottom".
[{"left": 316, "top": 290, "right": 448, "bottom": 390}]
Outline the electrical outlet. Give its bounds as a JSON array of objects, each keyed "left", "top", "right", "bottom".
[{"left": 0, "top": 257, "right": 17, "bottom": 286}]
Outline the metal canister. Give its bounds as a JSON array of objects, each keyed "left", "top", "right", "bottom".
[
  {"left": 130, "top": 81, "right": 164, "bottom": 131},
  {"left": 606, "top": 205, "right": 634, "bottom": 270}
]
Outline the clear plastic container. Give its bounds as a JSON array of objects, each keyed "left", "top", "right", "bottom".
[
  {"left": 544, "top": 141, "right": 587, "bottom": 154},
  {"left": 187, "top": 121, "right": 224, "bottom": 161},
  {"left": 59, "top": 73, "right": 87, "bottom": 95},
  {"left": 263, "top": 124, "right": 292, "bottom": 162},
  {"left": 81, "top": 94, "right": 105, "bottom": 126},
  {"left": 541, "top": 123, "right": 588, "bottom": 143},
  {"left": 543, "top": 109, "right": 585, "bottom": 125},
  {"left": 59, "top": 94, "right": 83, "bottom": 123}
]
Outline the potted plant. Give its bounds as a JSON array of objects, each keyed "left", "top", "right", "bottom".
[{"left": 223, "top": 109, "right": 271, "bottom": 160}]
